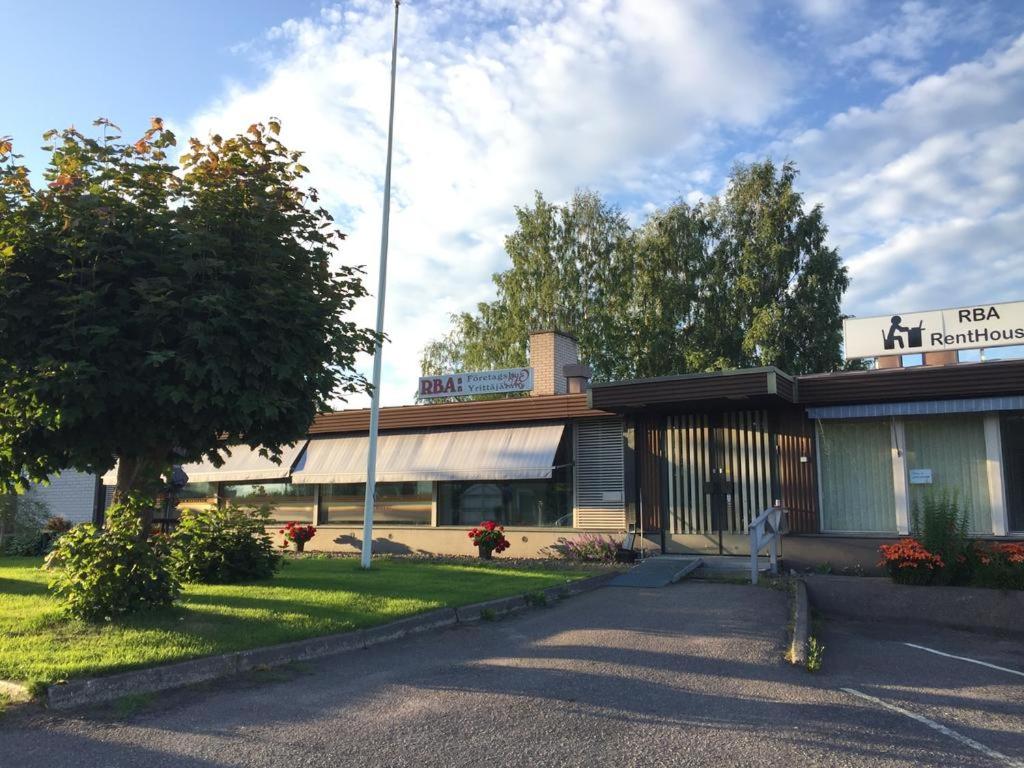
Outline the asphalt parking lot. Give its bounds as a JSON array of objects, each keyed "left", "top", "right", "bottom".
[{"left": 1, "top": 581, "right": 1021, "bottom": 768}]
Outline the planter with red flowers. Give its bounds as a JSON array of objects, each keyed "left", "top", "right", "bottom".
[
  {"left": 280, "top": 522, "right": 316, "bottom": 553},
  {"left": 468, "top": 520, "right": 510, "bottom": 560}
]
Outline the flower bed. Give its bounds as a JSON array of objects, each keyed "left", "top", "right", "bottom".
[{"left": 879, "top": 537, "right": 1024, "bottom": 589}]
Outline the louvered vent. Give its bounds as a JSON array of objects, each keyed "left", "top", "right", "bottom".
[{"left": 574, "top": 417, "right": 625, "bottom": 529}]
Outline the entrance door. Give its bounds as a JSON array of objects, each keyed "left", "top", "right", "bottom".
[{"left": 664, "top": 411, "right": 773, "bottom": 555}]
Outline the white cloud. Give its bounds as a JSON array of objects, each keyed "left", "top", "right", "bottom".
[
  {"left": 184, "top": 0, "right": 788, "bottom": 406},
  {"left": 786, "top": 33, "right": 1024, "bottom": 317}
]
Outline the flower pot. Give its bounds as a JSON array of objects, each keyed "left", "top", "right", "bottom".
[
  {"left": 294, "top": 540, "right": 305, "bottom": 553},
  {"left": 477, "top": 544, "right": 494, "bottom": 560}
]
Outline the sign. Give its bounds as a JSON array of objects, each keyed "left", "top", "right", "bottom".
[
  {"left": 843, "top": 300, "right": 1024, "bottom": 359},
  {"left": 909, "top": 469, "right": 933, "bottom": 485},
  {"left": 417, "top": 367, "right": 533, "bottom": 399}
]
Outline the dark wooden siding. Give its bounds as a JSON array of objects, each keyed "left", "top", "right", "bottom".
[
  {"left": 774, "top": 407, "right": 818, "bottom": 533},
  {"left": 309, "top": 393, "right": 608, "bottom": 435},
  {"left": 796, "top": 359, "right": 1024, "bottom": 405},
  {"left": 591, "top": 369, "right": 790, "bottom": 410},
  {"left": 635, "top": 416, "right": 665, "bottom": 532}
]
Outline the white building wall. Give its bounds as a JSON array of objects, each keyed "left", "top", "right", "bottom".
[{"left": 24, "top": 470, "right": 97, "bottom": 524}]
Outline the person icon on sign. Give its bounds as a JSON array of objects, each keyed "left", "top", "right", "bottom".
[{"left": 883, "top": 315, "right": 910, "bottom": 350}]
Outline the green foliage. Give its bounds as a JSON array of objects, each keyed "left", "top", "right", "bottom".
[
  {"left": 169, "top": 504, "right": 280, "bottom": 584},
  {"left": 0, "top": 494, "right": 50, "bottom": 555},
  {"left": 0, "top": 119, "right": 377, "bottom": 497},
  {"left": 46, "top": 498, "right": 179, "bottom": 621},
  {"left": 421, "top": 161, "right": 849, "bottom": 384},
  {"left": 524, "top": 590, "right": 548, "bottom": 607},
  {"left": 806, "top": 636, "right": 825, "bottom": 672},
  {"left": 911, "top": 488, "right": 970, "bottom": 585}
]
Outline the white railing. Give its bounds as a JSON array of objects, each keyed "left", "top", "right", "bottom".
[{"left": 748, "top": 506, "right": 786, "bottom": 585}]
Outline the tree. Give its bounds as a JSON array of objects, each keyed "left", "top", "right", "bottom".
[
  {"left": 681, "top": 160, "right": 849, "bottom": 374},
  {"left": 422, "top": 161, "right": 849, "bottom": 383},
  {"left": 0, "top": 119, "right": 376, "bottom": 507}
]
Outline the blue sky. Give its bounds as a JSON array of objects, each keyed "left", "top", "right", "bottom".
[{"left": 6, "top": 0, "right": 1024, "bottom": 406}]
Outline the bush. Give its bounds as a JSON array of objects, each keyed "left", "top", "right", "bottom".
[
  {"left": 970, "top": 542, "right": 1024, "bottom": 591},
  {"left": 47, "top": 498, "right": 180, "bottom": 621},
  {"left": 911, "top": 489, "right": 970, "bottom": 585},
  {"left": 878, "top": 538, "right": 943, "bottom": 585},
  {"left": 170, "top": 505, "right": 280, "bottom": 583},
  {"left": 548, "top": 533, "right": 621, "bottom": 563},
  {"left": 0, "top": 495, "right": 50, "bottom": 555}
]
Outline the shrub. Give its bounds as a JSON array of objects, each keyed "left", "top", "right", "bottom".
[
  {"left": 47, "top": 498, "right": 180, "bottom": 621},
  {"left": 170, "top": 505, "right": 280, "bottom": 583},
  {"left": 549, "top": 533, "right": 620, "bottom": 562},
  {"left": 0, "top": 495, "right": 50, "bottom": 555},
  {"left": 970, "top": 542, "right": 1024, "bottom": 591},
  {"left": 878, "top": 538, "right": 943, "bottom": 585},
  {"left": 911, "top": 489, "right": 970, "bottom": 585}
]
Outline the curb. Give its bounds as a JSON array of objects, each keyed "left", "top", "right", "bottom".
[
  {"left": 44, "top": 570, "right": 616, "bottom": 711},
  {"left": 789, "top": 578, "right": 809, "bottom": 667},
  {"left": 0, "top": 679, "right": 32, "bottom": 703}
]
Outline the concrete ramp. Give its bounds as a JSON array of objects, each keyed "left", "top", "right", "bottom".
[{"left": 610, "top": 557, "right": 702, "bottom": 588}]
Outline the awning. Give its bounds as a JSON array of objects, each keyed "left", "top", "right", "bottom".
[
  {"left": 291, "top": 424, "right": 566, "bottom": 484},
  {"left": 101, "top": 441, "right": 307, "bottom": 486},
  {"left": 806, "top": 396, "right": 1024, "bottom": 420}
]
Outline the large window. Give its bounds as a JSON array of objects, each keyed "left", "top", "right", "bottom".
[
  {"left": 904, "top": 415, "right": 991, "bottom": 534},
  {"left": 438, "top": 477, "right": 572, "bottom": 527},
  {"left": 817, "top": 419, "right": 897, "bottom": 533},
  {"left": 320, "top": 482, "right": 432, "bottom": 526},
  {"left": 176, "top": 482, "right": 218, "bottom": 512},
  {"left": 222, "top": 482, "right": 315, "bottom": 523}
]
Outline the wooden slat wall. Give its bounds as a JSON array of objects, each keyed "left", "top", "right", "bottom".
[
  {"left": 776, "top": 407, "right": 818, "bottom": 533},
  {"left": 635, "top": 416, "right": 665, "bottom": 533},
  {"left": 721, "top": 411, "right": 772, "bottom": 533},
  {"left": 665, "top": 414, "right": 711, "bottom": 533}
]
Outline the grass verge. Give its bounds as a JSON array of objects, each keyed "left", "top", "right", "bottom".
[{"left": 0, "top": 555, "right": 595, "bottom": 691}]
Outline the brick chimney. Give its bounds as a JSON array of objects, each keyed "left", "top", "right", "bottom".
[{"left": 528, "top": 330, "right": 579, "bottom": 396}]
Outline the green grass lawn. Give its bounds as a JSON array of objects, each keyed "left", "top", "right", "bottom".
[{"left": 0, "top": 556, "right": 595, "bottom": 691}]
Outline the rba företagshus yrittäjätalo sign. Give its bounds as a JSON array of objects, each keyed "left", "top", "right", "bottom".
[
  {"left": 843, "top": 300, "right": 1024, "bottom": 359},
  {"left": 418, "top": 368, "right": 534, "bottom": 399}
]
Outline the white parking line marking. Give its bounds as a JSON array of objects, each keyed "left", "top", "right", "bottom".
[
  {"left": 839, "top": 692, "right": 1024, "bottom": 768},
  {"left": 841, "top": 687, "right": 1024, "bottom": 768},
  {"left": 903, "top": 643, "right": 1024, "bottom": 679}
]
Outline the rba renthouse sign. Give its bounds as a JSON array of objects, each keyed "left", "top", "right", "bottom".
[
  {"left": 843, "top": 300, "right": 1024, "bottom": 360},
  {"left": 418, "top": 367, "right": 534, "bottom": 399}
]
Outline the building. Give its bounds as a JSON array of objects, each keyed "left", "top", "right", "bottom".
[{"left": 108, "top": 329, "right": 1023, "bottom": 571}]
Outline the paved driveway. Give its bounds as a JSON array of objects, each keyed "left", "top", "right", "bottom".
[{"left": 2, "top": 581, "right": 1022, "bottom": 768}]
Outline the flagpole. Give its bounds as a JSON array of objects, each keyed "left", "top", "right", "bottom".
[{"left": 361, "top": 0, "right": 401, "bottom": 570}]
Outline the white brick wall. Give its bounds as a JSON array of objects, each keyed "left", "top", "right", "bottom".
[{"left": 24, "top": 470, "right": 97, "bottom": 524}]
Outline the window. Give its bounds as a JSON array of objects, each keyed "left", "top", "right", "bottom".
[
  {"left": 319, "top": 482, "right": 432, "bottom": 526},
  {"left": 176, "top": 482, "right": 218, "bottom": 512},
  {"left": 222, "top": 482, "right": 315, "bottom": 523},
  {"left": 904, "top": 415, "right": 992, "bottom": 534},
  {"left": 438, "top": 478, "right": 572, "bottom": 527},
  {"left": 437, "top": 428, "right": 572, "bottom": 528},
  {"left": 817, "top": 419, "right": 897, "bottom": 533}
]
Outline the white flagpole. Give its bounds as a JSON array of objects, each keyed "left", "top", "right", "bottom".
[{"left": 361, "top": 0, "right": 401, "bottom": 570}]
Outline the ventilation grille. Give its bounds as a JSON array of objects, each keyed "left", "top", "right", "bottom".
[{"left": 575, "top": 418, "right": 625, "bottom": 519}]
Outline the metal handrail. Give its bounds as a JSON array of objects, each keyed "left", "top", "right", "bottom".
[{"left": 748, "top": 506, "right": 786, "bottom": 585}]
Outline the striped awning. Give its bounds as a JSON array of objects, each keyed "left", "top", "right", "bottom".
[
  {"left": 101, "top": 442, "right": 307, "bottom": 486},
  {"left": 290, "top": 424, "right": 566, "bottom": 484},
  {"left": 806, "top": 396, "right": 1024, "bottom": 420}
]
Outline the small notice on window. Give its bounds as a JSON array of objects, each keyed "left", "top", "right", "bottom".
[{"left": 909, "top": 469, "right": 933, "bottom": 485}]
